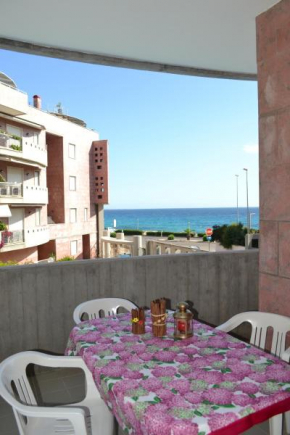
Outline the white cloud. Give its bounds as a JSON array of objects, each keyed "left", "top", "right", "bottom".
[{"left": 243, "top": 143, "right": 258, "bottom": 154}]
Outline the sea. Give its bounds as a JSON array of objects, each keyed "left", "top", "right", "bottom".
[{"left": 104, "top": 207, "right": 259, "bottom": 234}]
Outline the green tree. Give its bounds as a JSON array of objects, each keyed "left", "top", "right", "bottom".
[{"left": 221, "top": 223, "right": 246, "bottom": 249}]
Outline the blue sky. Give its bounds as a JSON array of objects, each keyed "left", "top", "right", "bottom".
[{"left": 0, "top": 49, "right": 259, "bottom": 209}]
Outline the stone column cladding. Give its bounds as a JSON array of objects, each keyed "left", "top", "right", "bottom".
[
  {"left": 257, "top": 0, "right": 290, "bottom": 315},
  {"left": 92, "top": 140, "right": 109, "bottom": 204}
]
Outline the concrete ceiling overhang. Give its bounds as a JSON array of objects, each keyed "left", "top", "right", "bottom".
[{"left": 0, "top": 0, "right": 279, "bottom": 80}]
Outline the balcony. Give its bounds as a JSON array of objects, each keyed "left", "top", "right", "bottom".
[
  {"left": 0, "top": 131, "right": 47, "bottom": 168},
  {"left": 0, "top": 182, "right": 22, "bottom": 198},
  {"left": 25, "top": 225, "right": 50, "bottom": 248},
  {"left": 0, "top": 229, "right": 24, "bottom": 250},
  {"left": 0, "top": 225, "right": 49, "bottom": 252},
  {"left": 0, "top": 182, "right": 48, "bottom": 205},
  {"left": 0, "top": 82, "right": 28, "bottom": 116},
  {"left": 0, "top": 130, "right": 22, "bottom": 151},
  {"left": 23, "top": 184, "right": 48, "bottom": 205}
]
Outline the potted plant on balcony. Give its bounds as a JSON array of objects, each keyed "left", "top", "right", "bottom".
[{"left": 0, "top": 221, "right": 7, "bottom": 231}]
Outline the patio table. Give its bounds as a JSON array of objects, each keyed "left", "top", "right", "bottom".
[{"left": 65, "top": 312, "right": 290, "bottom": 435}]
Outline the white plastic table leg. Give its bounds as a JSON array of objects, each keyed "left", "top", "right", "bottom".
[
  {"left": 285, "top": 411, "right": 290, "bottom": 434},
  {"left": 269, "top": 414, "right": 283, "bottom": 435}
]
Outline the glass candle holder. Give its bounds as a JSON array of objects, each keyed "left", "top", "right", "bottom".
[{"left": 173, "top": 302, "right": 193, "bottom": 339}]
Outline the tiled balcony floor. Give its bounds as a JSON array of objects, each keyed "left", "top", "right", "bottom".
[{"left": 0, "top": 367, "right": 283, "bottom": 435}]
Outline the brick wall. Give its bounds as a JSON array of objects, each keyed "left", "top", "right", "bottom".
[
  {"left": 92, "top": 140, "right": 109, "bottom": 204},
  {"left": 257, "top": 0, "right": 290, "bottom": 315},
  {"left": 0, "top": 247, "right": 38, "bottom": 264},
  {"left": 46, "top": 133, "right": 65, "bottom": 224}
]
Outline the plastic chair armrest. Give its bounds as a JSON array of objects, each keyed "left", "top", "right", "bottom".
[
  {"left": 216, "top": 318, "right": 241, "bottom": 333},
  {"left": 23, "top": 353, "right": 92, "bottom": 378},
  {"left": 15, "top": 403, "right": 88, "bottom": 433}
]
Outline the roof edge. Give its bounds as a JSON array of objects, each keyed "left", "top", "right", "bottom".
[{"left": 0, "top": 37, "right": 257, "bottom": 81}]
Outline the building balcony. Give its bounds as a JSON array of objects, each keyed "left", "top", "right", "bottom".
[
  {"left": 25, "top": 225, "right": 50, "bottom": 248},
  {"left": 0, "top": 182, "right": 48, "bottom": 205},
  {"left": 0, "top": 131, "right": 47, "bottom": 167},
  {"left": 0, "top": 82, "right": 28, "bottom": 116},
  {"left": 0, "top": 225, "right": 49, "bottom": 252},
  {"left": 0, "top": 229, "right": 24, "bottom": 250}
]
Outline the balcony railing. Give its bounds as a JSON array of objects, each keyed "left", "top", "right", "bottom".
[
  {"left": 0, "top": 131, "right": 22, "bottom": 151},
  {"left": 0, "top": 229, "right": 24, "bottom": 248},
  {"left": 0, "top": 182, "right": 22, "bottom": 197}
]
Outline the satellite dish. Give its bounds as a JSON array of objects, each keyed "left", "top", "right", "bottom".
[{"left": 0, "top": 72, "right": 17, "bottom": 88}]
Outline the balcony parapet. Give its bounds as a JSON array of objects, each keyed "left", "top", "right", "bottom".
[
  {"left": 0, "top": 82, "right": 28, "bottom": 116},
  {"left": 23, "top": 185, "right": 48, "bottom": 205},
  {"left": 0, "top": 225, "right": 49, "bottom": 252},
  {"left": 0, "top": 250, "right": 259, "bottom": 360},
  {"left": 0, "top": 182, "right": 48, "bottom": 205},
  {"left": 25, "top": 225, "right": 49, "bottom": 248}
]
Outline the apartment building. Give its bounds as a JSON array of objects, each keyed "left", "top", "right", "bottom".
[{"left": 0, "top": 72, "right": 108, "bottom": 263}]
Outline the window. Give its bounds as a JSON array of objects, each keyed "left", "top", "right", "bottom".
[
  {"left": 69, "top": 176, "right": 76, "bottom": 191},
  {"left": 35, "top": 209, "right": 41, "bottom": 226},
  {"left": 84, "top": 208, "right": 88, "bottom": 221},
  {"left": 34, "top": 171, "right": 40, "bottom": 186},
  {"left": 70, "top": 208, "right": 77, "bottom": 223},
  {"left": 70, "top": 240, "right": 77, "bottom": 256},
  {"left": 68, "top": 143, "right": 76, "bottom": 159}
]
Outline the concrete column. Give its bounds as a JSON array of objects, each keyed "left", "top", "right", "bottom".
[
  {"left": 257, "top": 0, "right": 290, "bottom": 315},
  {"left": 104, "top": 241, "right": 111, "bottom": 258},
  {"left": 132, "top": 235, "right": 143, "bottom": 256}
]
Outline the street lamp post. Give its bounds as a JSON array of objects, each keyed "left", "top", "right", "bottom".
[
  {"left": 243, "top": 168, "right": 250, "bottom": 234},
  {"left": 235, "top": 174, "right": 239, "bottom": 224}
]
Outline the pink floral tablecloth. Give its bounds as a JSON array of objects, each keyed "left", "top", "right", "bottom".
[{"left": 65, "top": 312, "right": 290, "bottom": 435}]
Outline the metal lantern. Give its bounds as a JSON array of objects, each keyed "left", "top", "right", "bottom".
[{"left": 173, "top": 302, "right": 193, "bottom": 339}]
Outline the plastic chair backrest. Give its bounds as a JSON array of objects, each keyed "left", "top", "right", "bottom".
[
  {"left": 216, "top": 311, "right": 290, "bottom": 358},
  {"left": 0, "top": 353, "right": 38, "bottom": 435},
  {"left": 73, "top": 298, "right": 137, "bottom": 324}
]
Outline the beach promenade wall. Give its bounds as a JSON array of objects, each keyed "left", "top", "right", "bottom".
[{"left": 0, "top": 250, "right": 258, "bottom": 360}]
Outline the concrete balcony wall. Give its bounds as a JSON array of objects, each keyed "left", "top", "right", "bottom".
[
  {"left": 25, "top": 225, "right": 50, "bottom": 248},
  {"left": 0, "top": 250, "right": 258, "bottom": 360},
  {"left": 0, "top": 83, "right": 28, "bottom": 116},
  {"left": 22, "top": 139, "right": 47, "bottom": 167},
  {"left": 23, "top": 185, "right": 48, "bottom": 204},
  {"left": 0, "top": 183, "right": 48, "bottom": 205},
  {"left": 0, "top": 225, "right": 49, "bottom": 252},
  {"left": 0, "top": 139, "right": 47, "bottom": 168}
]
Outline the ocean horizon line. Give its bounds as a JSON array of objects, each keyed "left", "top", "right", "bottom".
[{"left": 105, "top": 206, "right": 259, "bottom": 211}]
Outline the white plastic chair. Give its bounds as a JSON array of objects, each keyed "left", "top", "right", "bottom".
[
  {"left": 216, "top": 311, "right": 290, "bottom": 435},
  {"left": 73, "top": 297, "right": 138, "bottom": 324},
  {"left": 0, "top": 351, "right": 117, "bottom": 435}
]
